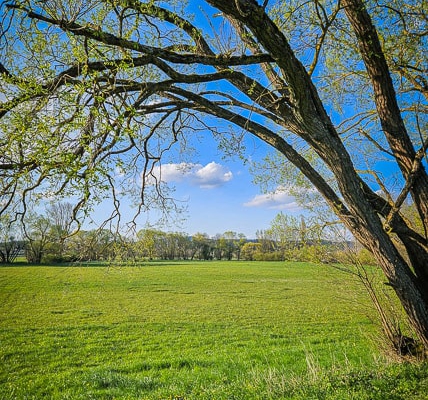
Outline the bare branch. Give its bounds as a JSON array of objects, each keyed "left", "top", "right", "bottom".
[{"left": 308, "top": 1, "right": 342, "bottom": 76}]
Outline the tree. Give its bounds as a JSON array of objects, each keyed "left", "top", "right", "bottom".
[
  {"left": 45, "top": 202, "right": 76, "bottom": 261},
  {"left": 0, "top": 0, "right": 427, "bottom": 347},
  {"left": 68, "top": 229, "right": 116, "bottom": 261},
  {"left": 255, "top": 229, "right": 276, "bottom": 254},
  {"left": 267, "top": 213, "right": 302, "bottom": 252},
  {"left": 136, "top": 229, "right": 161, "bottom": 260},
  {"left": 236, "top": 233, "right": 247, "bottom": 261},
  {"left": 0, "top": 215, "right": 23, "bottom": 263},
  {"left": 23, "top": 213, "right": 51, "bottom": 264},
  {"left": 222, "top": 231, "right": 238, "bottom": 261},
  {"left": 173, "top": 232, "right": 193, "bottom": 260},
  {"left": 241, "top": 242, "right": 261, "bottom": 261},
  {"left": 191, "top": 232, "right": 212, "bottom": 260},
  {"left": 213, "top": 234, "right": 227, "bottom": 260}
]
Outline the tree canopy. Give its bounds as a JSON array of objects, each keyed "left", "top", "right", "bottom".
[{"left": 1, "top": 0, "right": 427, "bottom": 347}]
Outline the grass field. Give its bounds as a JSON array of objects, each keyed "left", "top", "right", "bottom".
[{"left": 1, "top": 261, "right": 427, "bottom": 399}]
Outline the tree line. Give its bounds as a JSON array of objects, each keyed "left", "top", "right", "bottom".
[{"left": 0, "top": 203, "right": 369, "bottom": 265}]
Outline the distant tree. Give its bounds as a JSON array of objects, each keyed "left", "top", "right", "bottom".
[
  {"left": 136, "top": 229, "right": 159, "bottom": 260},
  {"left": 45, "top": 202, "right": 76, "bottom": 261},
  {"left": 255, "top": 230, "right": 276, "bottom": 254},
  {"left": 213, "top": 234, "right": 230, "bottom": 260},
  {"left": 191, "top": 233, "right": 212, "bottom": 260},
  {"left": 266, "top": 213, "right": 325, "bottom": 255},
  {"left": 241, "top": 242, "right": 261, "bottom": 261},
  {"left": 136, "top": 229, "right": 189, "bottom": 260},
  {"left": 236, "top": 233, "right": 247, "bottom": 261},
  {"left": 0, "top": 215, "right": 23, "bottom": 263},
  {"left": 173, "top": 232, "right": 193, "bottom": 260},
  {"left": 222, "top": 231, "right": 238, "bottom": 261},
  {"left": 267, "top": 213, "right": 302, "bottom": 252},
  {"left": 23, "top": 213, "right": 51, "bottom": 264},
  {"left": 110, "top": 233, "right": 138, "bottom": 263},
  {"left": 68, "top": 229, "right": 115, "bottom": 261}
]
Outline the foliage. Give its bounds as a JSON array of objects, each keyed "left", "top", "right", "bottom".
[{"left": 23, "top": 213, "right": 52, "bottom": 263}]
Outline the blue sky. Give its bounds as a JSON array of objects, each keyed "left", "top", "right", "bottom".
[
  {"left": 144, "top": 144, "right": 303, "bottom": 238},
  {"left": 88, "top": 132, "right": 305, "bottom": 238}
]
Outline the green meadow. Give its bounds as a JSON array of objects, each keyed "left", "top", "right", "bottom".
[{"left": 1, "top": 261, "right": 427, "bottom": 399}]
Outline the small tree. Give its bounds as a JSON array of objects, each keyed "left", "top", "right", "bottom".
[
  {"left": 241, "top": 242, "right": 261, "bottom": 261},
  {"left": 45, "top": 202, "right": 76, "bottom": 261},
  {"left": 23, "top": 213, "right": 51, "bottom": 264},
  {"left": 191, "top": 233, "right": 212, "bottom": 260},
  {"left": 0, "top": 215, "right": 23, "bottom": 263},
  {"left": 255, "top": 230, "right": 276, "bottom": 255},
  {"left": 68, "top": 229, "right": 115, "bottom": 261}
]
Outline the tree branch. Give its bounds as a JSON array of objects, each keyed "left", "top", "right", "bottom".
[
  {"left": 165, "top": 86, "right": 360, "bottom": 231},
  {"left": 6, "top": 3, "right": 273, "bottom": 66}
]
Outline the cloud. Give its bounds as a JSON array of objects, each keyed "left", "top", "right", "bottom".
[
  {"left": 193, "top": 162, "right": 233, "bottom": 188},
  {"left": 244, "top": 187, "right": 303, "bottom": 211},
  {"left": 151, "top": 162, "right": 233, "bottom": 189}
]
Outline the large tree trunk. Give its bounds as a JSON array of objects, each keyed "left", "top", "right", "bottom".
[
  {"left": 340, "top": 0, "right": 428, "bottom": 348},
  {"left": 350, "top": 217, "right": 428, "bottom": 349}
]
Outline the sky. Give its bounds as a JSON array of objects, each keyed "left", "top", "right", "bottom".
[
  {"left": 88, "top": 133, "right": 305, "bottom": 239},
  {"left": 145, "top": 144, "right": 303, "bottom": 238}
]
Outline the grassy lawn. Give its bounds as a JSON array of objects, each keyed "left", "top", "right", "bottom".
[{"left": 1, "top": 261, "right": 427, "bottom": 399}]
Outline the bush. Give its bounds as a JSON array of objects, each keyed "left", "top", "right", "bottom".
[
  {"left": 253, "top": 251, "right": 284, "bottom": 261},
  {"left": 356, "top": 248, "right": 377, "bottom": 266}
]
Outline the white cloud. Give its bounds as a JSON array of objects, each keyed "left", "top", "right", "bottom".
[
  {"left": 194, "top": 162, "right": 233, "bottom": 188},
  {"left": 151, "top": 161, "right": 233, "bottom": 189},
  {"left": 244, "top": 187, "right": 303, "bottom": 211}
]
